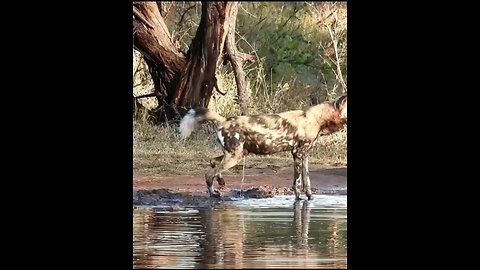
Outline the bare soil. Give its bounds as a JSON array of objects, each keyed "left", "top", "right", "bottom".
[{"left": 133, "top": 164, "right": 346, "bottom": 206}]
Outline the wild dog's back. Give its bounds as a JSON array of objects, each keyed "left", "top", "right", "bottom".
[{"left": 216, "top": 112, "right": 306, "bottom": 155}]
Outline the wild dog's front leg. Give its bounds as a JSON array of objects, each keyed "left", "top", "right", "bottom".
[
  {"left": 292, "top": 150, "right": 303, "bottom": 200},
  {"left": 302, "top": 155, "right": 313, "bottom": 200}
]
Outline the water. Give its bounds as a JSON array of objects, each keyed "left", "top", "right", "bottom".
[{"left": 133, "top": 195, "right": 347, "bottom": 269}]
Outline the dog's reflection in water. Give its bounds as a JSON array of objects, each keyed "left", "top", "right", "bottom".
[{"left": 292, "top": 200, "right": 311, "bottom": 250}]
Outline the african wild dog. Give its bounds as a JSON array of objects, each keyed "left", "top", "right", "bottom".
[{"left": 178, "top": 94, "right": 347, "bottom": 200}]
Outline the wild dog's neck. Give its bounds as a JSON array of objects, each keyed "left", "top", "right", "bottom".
[{"left": 309, "top": 102, "right": 345, "bottom": 138}]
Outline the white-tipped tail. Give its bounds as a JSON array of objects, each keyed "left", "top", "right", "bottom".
[{"left": 179, "top": 109, "right": 197, "bottom": 138}]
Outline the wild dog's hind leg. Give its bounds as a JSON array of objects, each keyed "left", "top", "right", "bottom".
[
  {"left": 210, "top": 155, "right": 227, "bottom": 189},
  {"left": 210, "top": 155, "right": 223, "bottom": 168},
  {"left": 302, "top": 155, "right": 313, "bottom": 200},
  {"left": 292, "top": 150, "right": 303, "bottom": 200},
  {"left": 205, "top": 151, "right": 242, "bottom": 198}
]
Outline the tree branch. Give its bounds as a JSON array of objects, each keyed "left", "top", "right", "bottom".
[
  {"left": 160, "top": 2, "right": 175, "bottom": 18},
  {"left": 133, "top": 6, "right": 154, "bottom": 29},
  {"left": 214, "top": 77, "right": 227, "bottom": 95},
  {"left": 178, "top": 4, "right": 196, "bottom": 27},
  {"left": 326, "top": 23, "right": 347, "bottom": 92},
  {"left": 224, "top": 2, "right": 249, "bottom": 115},
  {"left": 134, "top": 91, "right": 160, "bottom": 99}
]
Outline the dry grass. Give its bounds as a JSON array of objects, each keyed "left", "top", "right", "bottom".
[{"left": 133, "top": 120, "right": 346, "bottom": 177}]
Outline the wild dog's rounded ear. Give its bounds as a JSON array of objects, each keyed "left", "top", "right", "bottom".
[
  {"left": 334, "top": 94, "right": 347, "bottom": 110},
  {"left": 340, "top": 95, "right": 347, "bottom": 107}
]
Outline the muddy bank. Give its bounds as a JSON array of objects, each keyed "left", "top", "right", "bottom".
[{"left": 133, "top": 165, "right": 347, "bottom": 207}]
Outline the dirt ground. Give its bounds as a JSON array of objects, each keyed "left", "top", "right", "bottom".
[{"left": 133, "top": 164, "right": 347, "bottom": 206}]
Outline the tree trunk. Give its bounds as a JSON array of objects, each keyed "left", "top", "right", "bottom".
[
  {"left": 174, "top": 2, "right": 235, "bottom": 109},
  {"left": 133, "top": 2, "right": 241, "bottom": 123}
]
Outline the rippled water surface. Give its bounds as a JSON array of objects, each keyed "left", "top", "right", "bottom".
[{"left": 133, "top": 195, "right": 347, "bottom": 269}]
